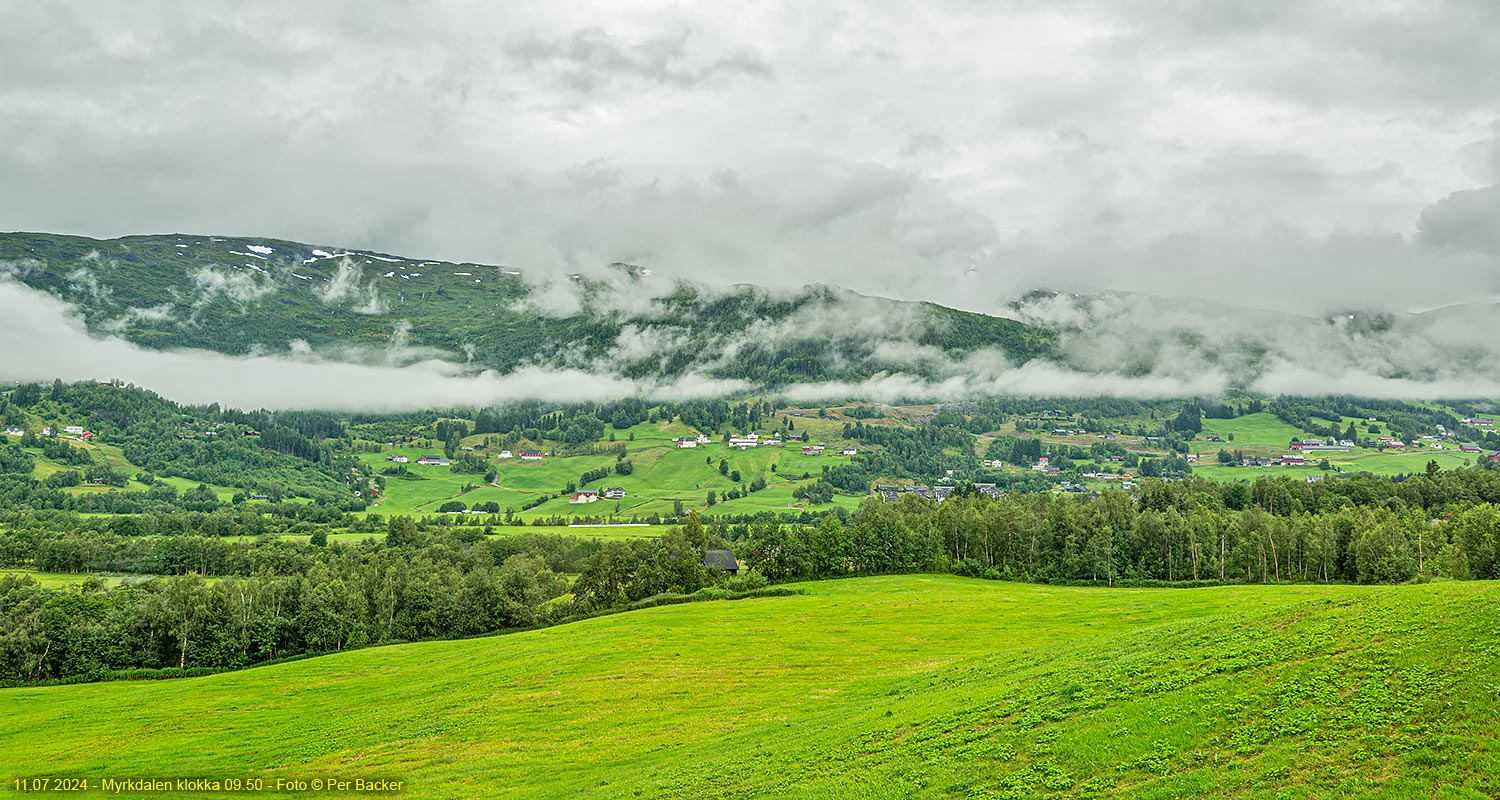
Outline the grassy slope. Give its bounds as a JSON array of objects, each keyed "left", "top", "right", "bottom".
[
  {"left": 1197, "top": 412, "right": 1309, "bottom": 452},
  {"left": 15, "top": 436, "right": 242, "bottom": 501},
  {"left": 3, "top": 577, "right": 1497, "bottom": 799},
  {"left": 364, "top": 419, "right": 861, "bottom": 518}
]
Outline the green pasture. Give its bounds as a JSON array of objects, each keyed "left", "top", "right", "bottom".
[
  {"left": 0, "top": 570, "right": 154, "bottom": 588},
  {"left": 1196, "top": 412, "right": 1309, "bottom": 452},
  {"left": 364, "top": 436, "right": 861, "bottom": 519},
  {"left": 24, "top": 442, "right": 241, "bottom": 501},
  {"left": 3, "top": 577, "right": 1496, "bottom": 798}
]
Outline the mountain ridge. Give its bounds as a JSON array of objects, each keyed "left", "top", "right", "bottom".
[{"left": 0, "top": 231, "right": 1056, "bottom": 388}]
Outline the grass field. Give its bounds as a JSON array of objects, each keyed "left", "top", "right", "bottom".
[
  {"left": 0, "top": 569, "right": 153, "bottom": 588},
  {"left": 1196, "top": 412, "right": 1308, "bottom": 452},
  {"left": 363, "top": 420, "right": 861, "bottom": 519},
  {"left": 4, "top": 576, "right": 1497, "bottom": 798},
  {"left": 21, "top": 438, "right": 242, "bottom": 501},
  {"left": 258, "top": 525, "right": 676, "bottom": 544}
]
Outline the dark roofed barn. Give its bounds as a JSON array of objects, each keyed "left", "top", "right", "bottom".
[{"left": 702, "top": 549, "right": 740, "bottom": 575}]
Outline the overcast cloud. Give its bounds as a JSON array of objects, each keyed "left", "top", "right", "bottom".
[{"left": 2, "top": 1, "right": 1497, "bottom": 319}]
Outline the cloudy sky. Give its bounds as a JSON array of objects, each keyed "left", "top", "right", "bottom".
[{"left": 3, "top": 1, "right": 1499, "bottom": 318}]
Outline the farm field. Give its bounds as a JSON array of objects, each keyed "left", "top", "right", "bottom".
[
  {"left": 4, "top": 576, "right": 1497, "bottom": 799},
  {"left": 0, "top": 569, "right": 152, "bottom": 588},
  {"left": 1191, "top": 449, "right": 1480, "bottom": 482},
  {"left": 363, "top": 420, "right": 859, "bottom": 518},
  {"left": 1196, "top": 412, "right": 1310, "bottom": 452},
  {"left": 256, "top": 525, "right": 677, "bottom": 544},
  {"left": 19, "top": 437, "right": 243, "bottom": 501}
]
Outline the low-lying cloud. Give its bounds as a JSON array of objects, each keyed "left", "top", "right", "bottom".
[
  {"left": 0, "top": 279, "right": 745, "bottom": 411},
  {"left": 8, "top": 273, "right": 1500, "bottom": 411}
]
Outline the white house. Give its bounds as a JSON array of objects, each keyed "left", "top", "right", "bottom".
[
  {"left": 496, "top": 450, "right": 514, "bottom": 459},
  {"left": 63, "top": 425, "right": 85, "bottom": 435},
  {"left": 676, "top": 437, "right": 698, "bottom": 448},
  {"left": 841, "top": 447, "right": 857, "bottom": 456},
  {"left": 569, "top": 490, "right": 599, "bottom": 504}
]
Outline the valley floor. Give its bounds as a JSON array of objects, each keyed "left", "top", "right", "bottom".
[{"left": 2, "top": 577, "right": 1497, "bottom": 799}]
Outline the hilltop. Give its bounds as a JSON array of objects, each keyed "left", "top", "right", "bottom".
[{"left": 4, "top": 576, "right": 1497, "bottom": 799}]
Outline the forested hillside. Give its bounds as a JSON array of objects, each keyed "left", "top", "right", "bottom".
[
  {"left": 0, "top": 232, "right": 1055, "bottom": 385},
  {"left": 0, "top": 381, "right": 361, "bottom": 509}
]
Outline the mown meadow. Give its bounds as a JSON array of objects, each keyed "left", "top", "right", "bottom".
[{"left": 3, "top": 576, "right": 1496, "bottom": 799}]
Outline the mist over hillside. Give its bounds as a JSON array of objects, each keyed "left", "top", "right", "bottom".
[{"left": 2, "top": 231, "right": 1499, "bottom": 410}]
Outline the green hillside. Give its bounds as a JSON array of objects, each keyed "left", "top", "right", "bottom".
[
  {"left": 0, "top": 231, "right": 1055, "bottom": 386},
  {"left": 365, "top": 419, "right": 858, "bottom": 518},
  {"left": 5, "top": 576, "right": 1497, "bottom": 799}
]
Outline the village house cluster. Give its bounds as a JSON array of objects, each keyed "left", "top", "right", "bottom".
[{"left": 4, "top": 424, "right": 95, "bottom": 442}]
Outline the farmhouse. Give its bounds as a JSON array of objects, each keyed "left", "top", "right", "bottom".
[
  {"left": 568, "top": 490, "right": 599, "bottom": 504},
  {"left": 702, "top": 549, "right": 740, "bottom": 575},
  {"left": 802, "top": 445, "right": 824, "bottom": 455},
  {"left": 675, "top": 437, "right": 699, "bottom": 448},
  {"left": 63, "top": 425, "right": 85, "bottom": 435},
  {"left": 1460, "top": 444, "right": 1483, "bottom": 454},
  {"left": 841, "top": 447, "right": 857, "bottom": 456},
  {"left": 1281, "top": 454, "right": 1307, "bottom": 466},
  {"left": 416, "top": 456, "right": 450, "bottom": 466},
  {"left": 2, "top": 427, "right": 22, "bottom": 437},
  {"left": 386, "top": 455, "right": 409, "bottom": 463},
  {"left": 1243, "top": 456, "right": 1273, "bottom": 467},
  {"left": 520, "top": 450, "right": 543, "bottom": 461},
  {"left": 497, "top": 450, "right": 514, "bottom": 459},
  {"left": 603, "top": 487, "right": 626, "bottom": 500}
]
